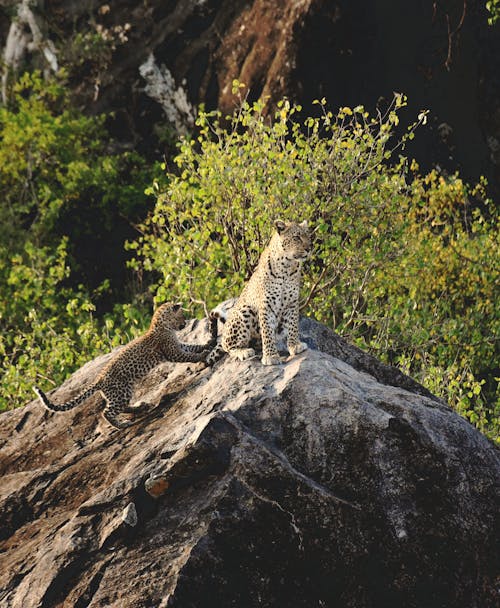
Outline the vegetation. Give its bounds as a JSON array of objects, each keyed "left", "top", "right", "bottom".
[
  {"left": 0, "top": 74, "right": 498, "bottom": 443},
  {"left": 0, "top": 71, "right": 151, "bottom": 409},
  {"left": 131, "top": 85, "right": 499, "bottom": 442},
  {"left": 486, "top": 0, "right": 500, "bottom": 24}
]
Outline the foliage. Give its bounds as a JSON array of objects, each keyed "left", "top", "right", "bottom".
[
  {"left": 0, "top": 70, "right": 154, "bottom": 299},
  {"left": 60, "top": 15, "right": 131, "bottom": 90},
  {"left": 0, "top": 71, "right": 98, "bottom": 244},
  {"left": 131, "top": 86, "right": 499, "bottom": 441},
  {"left": 486, "top": 0, "right": 500, "bottom": 24},
  {"left": 132, "top": 89, "right": 421, "bottom": 307},
  {"left": 1, "top": 70, "right": 497, "bottom": 443},
  {"left": 366, "top": 169, "right": 499, "bottom": 438},
  {"left": 0, "top": 237, "right": 147, "bottom": 410},
  {"left": 0, "top": 71, "right": 152, "bottom": 409}
]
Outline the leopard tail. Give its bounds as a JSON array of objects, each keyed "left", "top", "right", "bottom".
[
  {"left": 33, "top": 384, "right": 98, "bottom": 412},
  {"left": 204, "top": 310, "right": 226, "bottom": 366},
  {"left": 207, "top": 312, "right": 220, "bottom": 347},
  {"left": 212, "top": 310, "right": 227, "bottom": 324}
]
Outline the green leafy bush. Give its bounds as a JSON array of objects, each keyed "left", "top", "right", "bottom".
[
  {"left": 132, "top": 91, "right": 419, "bottom": 309},
  {"left": 486, "top": 0, "right": 500, "bottom": 24},
  {"left": 0, "top": 237, "right": 148, "bottom": 410},
  {"left": 0, "top": 70, "right": 154, "bottom": 301},
  {"left": 0, "top": 71, "right": 152, "bottom": 409},
  {"left": 131, "top": 87, "right": 499, "bottom": 441},
  {"left": 2, "top": 71, "right": 497, "bottom": 443},
  {"left": 368, "top": 168, "right": 499, "bottom": 438}
]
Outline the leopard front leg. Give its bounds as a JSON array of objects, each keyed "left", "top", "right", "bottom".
[
  {"left": 180, "top": 313, "right": 218, "bottom": 354},
  {"left": 259, "top": 307, "right": 281, "bottom": 366},
  {"left": 282, "top": 305, "right": 307, "bottom": 358},
  {"left": 162, "top": 342, "right": 211, "bottom": 363},
  {"left": 174, "top": 346, "right": 212, "bottom": 363}
]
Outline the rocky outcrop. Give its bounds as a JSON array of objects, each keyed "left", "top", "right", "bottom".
[{"left": 0, "top": 315, "right": 498, "bottom": 607}]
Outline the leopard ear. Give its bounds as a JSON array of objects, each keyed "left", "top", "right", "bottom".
[
  {"left": 173, "top": 303, "right": 182, "bottom": 312},
  {"left": 274, "top": 220, "right": 286, "bottom": 233},
  {"left": 299, "top": 220, "right": 308, "bottom": 229}
]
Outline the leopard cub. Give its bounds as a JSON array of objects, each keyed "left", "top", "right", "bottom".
[
  {"left": 208, "top": 219, "right": 311, "bottom": 366},
  {"left": 33, "top": 303, "right": 218, "bottom": 429}
]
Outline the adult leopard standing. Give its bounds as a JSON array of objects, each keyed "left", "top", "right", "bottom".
[
  {"left": 33, "top": 303, "right": 218, "bottom": 429},
  {"left": 207, "top": 220, "right": 311, "bottom": 366}
]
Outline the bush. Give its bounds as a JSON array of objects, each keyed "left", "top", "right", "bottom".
[
  {"left": 0, "top": 70, "right": 154, "bottom": 303},
  {"left": 368, "top": 169, "right": 499, "bottom": 438},
  {"left": 0, "top": 237, "right": 149, "bottom": 410},
  {"left": 486, "top": 0, "right": 500, "bottom": 24},
  {"left": 131, "top": 87, "right": 499, "bottom": 442},
  {"left": 0, "top": 71, "right": 152, "bottom": 409}
]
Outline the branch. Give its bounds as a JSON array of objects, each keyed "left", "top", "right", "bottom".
[{"left": 444, "top": 1, "right": 467, "bottom": 71}]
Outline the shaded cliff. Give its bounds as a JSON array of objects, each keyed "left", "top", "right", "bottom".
[
  {"left": 1, "top": 0, "right": 499, "bottom": 193},
  {"left": 0, "top": 316, "right": 498, "bottom": 607}
]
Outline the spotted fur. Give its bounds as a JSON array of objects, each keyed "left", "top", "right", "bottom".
[
  {"left": 33, "top": 303, "right": 218, "bottom": 429},
  {"left": 207, "top": 220, "right": 311, "bottom": 366}
]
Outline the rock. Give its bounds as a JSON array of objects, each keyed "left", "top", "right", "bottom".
[
  {"left": 0, "top": 315, "right": 498, "bottom": 607},
  {"left": 121, "top": 502, "right": 138, "bottom": 527},
  {"left": 2, "top": 1, "right": 497, "bottom": 193}
]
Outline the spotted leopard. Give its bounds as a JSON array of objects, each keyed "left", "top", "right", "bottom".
[
  {"left": 207, "top": 220, "right": 311, "bottom": 366},
  {"left": 33, "top": 303, "right": 218, "bottom": 429}
]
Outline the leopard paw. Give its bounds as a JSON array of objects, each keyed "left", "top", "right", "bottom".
[
  {"left": 206, "top": 345, "right": 225, "bottom": 366},
  {"left": 103, "top": 411, "right": 133, "bottom": 429},
  {"left": 288, "top": 341, "right": 308, "bottom": 356},
  {"left": 230, "top": 347, "right": 256, "bottom": 361},
  {"left": 130, "top": 401, "right": 154, "bottom": 414},
  {"left": 261, "top": 353, "right": 281, "bottom": 366}
]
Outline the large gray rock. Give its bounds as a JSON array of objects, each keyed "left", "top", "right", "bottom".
[{"left": 0, "top": 316, "right": 498, "bottom": 607}]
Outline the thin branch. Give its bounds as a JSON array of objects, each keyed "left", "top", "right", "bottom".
[
  {"left": 444, "top": 1, "right": 467, "bottom": 71},
  {"left": 190, "top": 298, "right": 209, "bottom": 318},
  {"left": 300, "top": 265, "right": 328, "bottom": 311}
]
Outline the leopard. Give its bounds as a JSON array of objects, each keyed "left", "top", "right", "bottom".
[
  {"left": 33, "top": 302, "right": 218, "bottom": 429},
  {"left": 207, "top": 219, "right": 311, "bottom": 366}
]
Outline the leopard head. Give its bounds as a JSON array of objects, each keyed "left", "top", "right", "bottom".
[
  {"left": 275, "top": 220, "right": 311, "bottom": 261},
  {"left": 150, "top": 302, "right": 186, "bottom": 332}
]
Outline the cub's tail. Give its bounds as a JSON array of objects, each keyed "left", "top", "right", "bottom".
[{"left": 33, "top": 385, "right": 97, "bottom": 412}]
